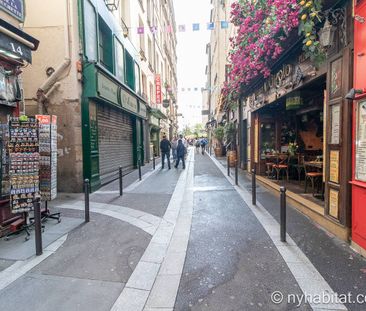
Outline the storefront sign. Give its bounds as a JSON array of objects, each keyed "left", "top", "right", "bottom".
[
  {"left": 330, "top": 104, "right": 340, "bottom": 144},
  {"left": 150, "top": 115, "right": 159, "bottom": 127},
  {"left": 120, "top": 88, "right": 138, "bottom": 114},
  {"left": 0, "top": 32, "right": 32, "bottom": 63},
  {"left": 329, "top": 150, "right": 340, "bottom": 184},
  {"left": 356, "top": 100, "right": 366, "bottom": 182},
  {"left": 155, "top": 74, "right": 162, "bottom": 104},
  {"left": 286, "top": 95, "right": 302, "bottom": 110},
  {"left": 329, "top": 189, "right": 339, "bottom": 219},
  {"left": 97, "top": 73, "right": 118, "bottom": 105},
  {"left": 0, "top": 0, "right": 24, "bottom": 21},
  {"left": 139, "top": 102, "right": 147, "bottom": 119}
]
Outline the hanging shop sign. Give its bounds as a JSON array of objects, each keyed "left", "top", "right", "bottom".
[
  {"left": 120, "top": 88, "right": 138, "bottom": 114},
  {"left": 97, "top": 72, "right": 118, "bottom": 105},
  {"left": 0, "top": 0, "right": 24, "bottom": 21},
  {"left": 0, "top": 32, "right": 31, "bottom": 63},
  {"left": 155, "top": 74, "right": 162, "bottom": 104},
  {"left": 355, "top": 100, "right": 366, "bottom": 182}
]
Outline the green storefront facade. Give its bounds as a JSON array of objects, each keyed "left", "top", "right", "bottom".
[{"left": 79, "top": 0, "right": 148, "bottom": 190}]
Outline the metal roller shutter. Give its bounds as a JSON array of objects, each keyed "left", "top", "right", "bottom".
[{"left": 98, "top": 104, "right": 134, "bottom": 185}]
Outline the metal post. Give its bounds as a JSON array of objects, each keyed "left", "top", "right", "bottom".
[
  {"left": 84, "top": 179, "right": 90, "bottom": 223},
  {"left": 235, "top": 159, "right": 239, "bottom": 186},
  {"left": 138, "top": 160, "right": 142, "bottom": 181},
  {"left": 153, "top": 156, "right": 155, "bottom": 170},
  {"left": 209, "top": 145, "right": 212, "bottom": 156},
  {"left": 252, "top": 167, "right": 256, "bottom": 206},
  {"left": 119, "top": 166, "right": 123, "bottom": 196},
  {"left": 34, "top": 201, "right": 42, "bottom": 256},
  {"left": 280, "top": 186, "right": 287, "bottom": 242},
  {"left": 227, "top": 155, "right": 230, "bottom": 176}
]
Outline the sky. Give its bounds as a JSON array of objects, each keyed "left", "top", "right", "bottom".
[{"left": 173, "top": 0, "right": 211, "bottom": 130}]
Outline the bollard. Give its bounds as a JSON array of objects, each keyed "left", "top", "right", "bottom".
[
  {"left": 252, "top": 167, "right": 256, "bottom": 206},
  {"left": 280, "top": 186, "right": 287, "bottom": 242},
  {"left": 209, "top": 146, "right": 212, "bottom": 156},
  {"left": 119, "top": 166, "right": 123, "bottom": 196},
  {"left": 235, "top": 159, "right": 239, "bottom": 186},
  {"left": 84, "top": 179, "right": 90, "bottom": 223},
  {"left": 153, "top": 156, "right": 155, "bottom": 170},
  {"left": 138, "top": 160, "right": 142, "bottom": 181},
  {"left": 227, "top": 156, "right": 230, "bottom": 176},
  {"left": 34, "top": 201, "right": 43, "bottom": 256}
]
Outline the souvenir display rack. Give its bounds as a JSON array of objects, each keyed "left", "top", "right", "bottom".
[
  {"left": 36, "top": 115, "right": 60, "bottom": 222},
  {"left": 6, "top": 116, "right": 40, "bottom": 240}
]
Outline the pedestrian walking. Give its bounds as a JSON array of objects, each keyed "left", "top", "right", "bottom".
[
  {"left": 195, "top": 139, "right": 200, "bottom": 153},
  {"left": 175, "top": 139, "right": 186, "bottom": 169},
  {"left": 200, "top": 138, "right": 207, "bottom": 155},
  {"left": 171, "top": 137, "right": 178, "bottom": 162},
  {"left": 160, "top": 135, "right": 171, "bottom": 169}
]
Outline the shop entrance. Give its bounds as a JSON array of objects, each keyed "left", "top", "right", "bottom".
[{"left": 255, "top": 76, "right": 326, "bottom": 206}]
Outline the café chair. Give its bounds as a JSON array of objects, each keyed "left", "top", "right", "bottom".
[
  {"left": 292, "top": 154, "right": 305, "bottom": 183},
  {"left": 304, "top": 164, "right": 323, "bottom": 196},
  {"left": 265, "top": 156, "right": 275, "bottom": 178},
  {"left": 273, "top": 154, "right": 289, "bottom": 181}
]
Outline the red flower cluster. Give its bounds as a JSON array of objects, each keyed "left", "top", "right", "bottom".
[{"left": 223, "top": 0, "right": 300, "bottom": 102}]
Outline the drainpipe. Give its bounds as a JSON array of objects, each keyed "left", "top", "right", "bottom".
[{"left": 36, "top": 0, "right": 72, "bottom": 114}]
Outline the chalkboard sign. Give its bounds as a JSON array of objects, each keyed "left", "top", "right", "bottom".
[{"left": 84, "top": 0, "right": 97, "bottom": 61}]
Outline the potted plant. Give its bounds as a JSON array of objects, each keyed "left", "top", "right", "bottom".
[
  {"left": 224, "top": 122, "right": 237, "bottom": 167},
  {"left": 213, "top": 126, "right": 224, "bottom": 157}
]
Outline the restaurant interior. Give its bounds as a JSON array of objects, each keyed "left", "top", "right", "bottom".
[{"left": 256, "top": 76, "right": 326, "bottom": 205}]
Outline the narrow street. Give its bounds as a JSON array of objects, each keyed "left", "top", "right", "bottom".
[{"left": 0, "top": 149, "right": 365, "bottom": 310}]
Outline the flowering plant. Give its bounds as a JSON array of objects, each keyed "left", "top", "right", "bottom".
[
  {"left": 288, "top": 142, "right": 299, "bottom": 155},
  {"left": 223, "top": 0, "right": 324, "bottom": 102}
]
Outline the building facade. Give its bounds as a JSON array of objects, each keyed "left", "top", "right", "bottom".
[
  {"left": 0, "top": 0, "right": 39, "bottom": 228},
  {"left": 22, "top": 0, "right": 178, "bottom": 192}
]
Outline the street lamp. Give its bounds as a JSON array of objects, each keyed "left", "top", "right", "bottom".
[
  {"left": 104, "top": 0, "right": 120, "bottom": 11},
  {"left": 319, "top": 18, "right": 335, "bottom": 48}
]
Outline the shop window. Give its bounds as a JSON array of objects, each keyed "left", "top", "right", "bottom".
[
  {"left": 135, "top": 62, "right": 141, "bottom": 95},
  {"left": 114, "top": 38, "right": 124, "bottom": 82},
  {"left": 98, "top": 16, "right": 113, "bottom": 73},
  {"left": 125, "top": 51, "right": 135, "bottom": 91}
]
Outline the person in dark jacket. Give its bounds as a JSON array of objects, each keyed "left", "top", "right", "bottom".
[
  {"left": 160, "top": 135, "right": 171, "bottom": 169},
  {"left": 175, "top": 139, "right": 186, "bottom": 169}
]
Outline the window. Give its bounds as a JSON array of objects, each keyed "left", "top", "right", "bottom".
[
  {"left": 142, "top": 73, "right": 147, "bottom": 98},
  {"left": 125, "top": 51, "right": 135, "bottom": 90},
  {"left": 135, "top": 62, "right": 141, "bottom": 95},
  {"left": 114, "top": 38, "right": 124, "bottom": 81},
  {"left": 84, "top": 0, "right": 97, "bottom": 61},
  {"left": 148, "top": 38, "right": 153, "bottom": 66},
  {"left": 98, "top": 16, "right": 113, "bottom": 72},
  {"left": 139, "top": 17, "right": 145, "bottom": 52}
]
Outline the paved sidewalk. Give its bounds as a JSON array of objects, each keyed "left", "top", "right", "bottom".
[
  {"left": 0, "top": 154, "right": 181, "bottom": 311},
  {"left": 214, "top": 155, "right": 366, "bottom": 311}
]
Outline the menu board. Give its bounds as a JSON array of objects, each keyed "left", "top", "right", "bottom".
[
  {"left": 329, "top": 189, "right": 339, "bottom": 219},
  {"left": 356, "top": 101, "right": 366, "bottom": 182},
  {"left": 330, "top": 104, "right": 340, "bottom": 144},
  {"left": 36, "top": 115, "right": 57, "bottom": 201},
  {"left": 329, "top": 150, "right": 339, "bottom": 184},
  {"left": 8, "top": 116, "right": 40, "bottom": 214}
]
